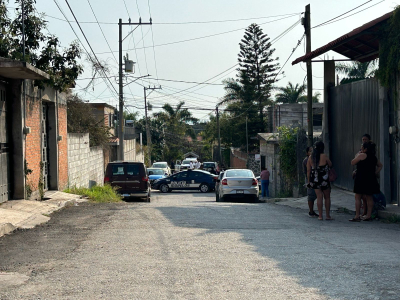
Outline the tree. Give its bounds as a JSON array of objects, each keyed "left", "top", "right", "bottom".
[
  {"left": 67, "top": 95, "right": 110, "bottom": 147},
  {"left": 335, "top": 61, "right": 378, "bottom": 79},
  {"left": 0, "top": 0, "right": 83, "bottom": 91},
  {"left": 153, "top": 101, "right": 198, "bottom": 162},
  {"left": 238, "top": 23, "right": 280, "bottom": 132},
  {"left": 275, "top": 82, "right": 306, "bottom": 104},
  {"left": 298, "top": 92, "right": 321, "bottom": 103}
]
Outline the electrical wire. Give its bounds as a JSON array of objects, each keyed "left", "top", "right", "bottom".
[{"left": 311, "top": 0, "right": 373, "bottom": 29}]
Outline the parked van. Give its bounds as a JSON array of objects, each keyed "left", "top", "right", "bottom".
[{"left": 104, "top": 161, "right": 151, "bottom": 202}]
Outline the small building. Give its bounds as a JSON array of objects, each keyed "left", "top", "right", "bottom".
[
  {"left": 88, "top": 102, "right": 117, "bottom": 137},
  {"left": 0, "top": 57, "right": 68, "bottom": 201},
  {"left": 267, "top": 103, "right": 324, "bottom": 133}
]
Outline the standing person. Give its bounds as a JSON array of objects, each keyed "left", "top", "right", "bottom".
[
  {"left": 350, "top": 142, "right": 382, "bottom": 222},
  {"left": 196, "top": 160, "right": 201, "bottom": 169},
  {"left": 260, "top": 167, "right": 270, "bottom": 198},
  {"left": 189, "top": 161, "right": 194, "bottom": 170},
  {"left": 307, "top": 141, "right": 333, "bottom": 220},
  {"left": 170, "top": 160, "right": 175, "bottom": 174},
  {"left": 353, "top": 134, "right": 382, "bottom": 217},
  {"left": 303, "top": 146, "right": 318, "bottom": 217}
]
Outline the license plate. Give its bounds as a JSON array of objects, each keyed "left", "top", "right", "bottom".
[
  {"left": 236, "top": 190, "right": 244, "bottom": 194},
  {"left": 122, "top": 194, "right": 130, "bottom": 197}
]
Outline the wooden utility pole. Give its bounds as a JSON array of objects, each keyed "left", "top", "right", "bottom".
[
  {"left": 144, "top": 86, "right": 161, "bottom": 166},
  {"left": 305, "top": 4, "right": 313, "bottom": 146},
  {"left": 216, "top": 106, "right": 222, "bottom": 164}
]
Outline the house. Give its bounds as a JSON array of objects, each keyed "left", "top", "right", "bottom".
[
  {"left": 267, "top": 103, "right": 324, "bottom": 133},
  {"left": 292, "top": 10, "right": 398, "bottom": 204},
  {"left": 88, "top": 102, "right": 117, "bottom": 136},
  {"left": 0, "top": 57, "right": 68, "bottom": 201}
]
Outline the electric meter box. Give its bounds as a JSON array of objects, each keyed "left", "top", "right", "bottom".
[{"left": 125, "top": 60, "right": 135, "bottom": 73}]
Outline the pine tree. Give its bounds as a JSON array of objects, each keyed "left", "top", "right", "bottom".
[{"left": 238, "top": 23, "right": 280, "bottom": 132}]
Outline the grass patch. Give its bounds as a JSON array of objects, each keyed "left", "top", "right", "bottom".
[{"left": 64, "top": 184, "right": 122, "bottom": 203}]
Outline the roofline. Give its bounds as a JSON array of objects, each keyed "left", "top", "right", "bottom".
[{"left": 292, "top": 11, "right": 393, "bottom": 65}]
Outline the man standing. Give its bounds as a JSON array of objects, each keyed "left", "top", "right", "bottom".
[
  {"left": 260, "top": 167, "right": 270, "bottom": 198},
  {"left": 196, "top": 160, "right": 201, "bottom": 169},
  {"left": 189, "top": 161, "right": 194, "bottom": 170}
]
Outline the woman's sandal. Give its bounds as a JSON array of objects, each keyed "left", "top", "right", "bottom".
[{"left": 349, "top": 217, "right": 361, "bottom": 222}]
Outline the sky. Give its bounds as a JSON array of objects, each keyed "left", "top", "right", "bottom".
[{"left": 24, "top": 0, "right": 400, "bottom": 120}]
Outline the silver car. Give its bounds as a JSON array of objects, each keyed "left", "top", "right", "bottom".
[{"left": 216, "top": 169, "right": 259, "bottom": 202}]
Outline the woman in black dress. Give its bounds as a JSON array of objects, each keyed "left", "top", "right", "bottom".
[
  {"left": 350, "top": 142, "right": 381, "bottom": 222},
  {"left": 307, "top": 141, "right": 333, "bottom": 220}
]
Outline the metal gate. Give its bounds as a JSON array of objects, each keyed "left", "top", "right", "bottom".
[
  {"left": 42, "top": 104, "right": 49, "bottom": 191},
  {"left": 0, "top": 83, "right": 10, "bottom": 203},
  {"left": 329, "top": 78, "right": 380, "bottom": 191}
]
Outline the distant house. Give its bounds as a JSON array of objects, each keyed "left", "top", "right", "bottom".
[
  {"left": 267, "top": 103, "right": 323, "bottom": 133},
  {"left": 88, "top": 102, "right": 117, "bottom": 136}
]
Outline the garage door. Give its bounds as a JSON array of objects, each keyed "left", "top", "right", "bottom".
[{"left": 0, "top": 83, "right": 10, "bottom": 203}]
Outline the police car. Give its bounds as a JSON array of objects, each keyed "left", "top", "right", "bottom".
[{"left": 152, "top": 169, "right": 217, "bottom": 193}]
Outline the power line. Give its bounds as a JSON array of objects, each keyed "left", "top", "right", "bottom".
[
  {"left": 95, "top": 14, "right": 300, "bottom": 55},
  {"left": 311, "top": 0, "right": 374, "bottom": 29},
  {"left": 147, "top": 0, "right": 160, "bottom": 85}
]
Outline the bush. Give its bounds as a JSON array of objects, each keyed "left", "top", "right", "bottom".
[{"left": 64, "top": 184, "right": 122, "bottom": 203}]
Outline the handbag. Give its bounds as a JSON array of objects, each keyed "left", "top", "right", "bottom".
[{"left": 328, "top": 167, "right": 337, "bottom": 182}]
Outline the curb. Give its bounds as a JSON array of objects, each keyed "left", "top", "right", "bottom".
[{"left": 0, "top": 223, "right": 16, "bottom": 237}]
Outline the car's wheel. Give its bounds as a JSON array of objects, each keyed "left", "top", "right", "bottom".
[
  {"left": 199, "top": 183, "right": 210, "bottom": 193},
  {"left": 145, "top": 190, "right": 151, "bottom": 202},
  {"left": 160, "top": 184, "right": 169, "bottom": 193},
  {"left": 220, "top": 195, "right": 226, "bottom": 202}
]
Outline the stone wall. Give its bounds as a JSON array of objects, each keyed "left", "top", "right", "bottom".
[{"left": 68, "top": 133, "right": 104, "bottom": 188}]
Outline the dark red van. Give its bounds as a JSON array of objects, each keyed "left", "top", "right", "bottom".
[{"left": 104, "top": 161, "right": 151, "bottom": 202}]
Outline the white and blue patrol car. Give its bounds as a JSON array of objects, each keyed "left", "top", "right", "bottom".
[{"left": 152, "top": 169, "right": 217, "bottom": 193}]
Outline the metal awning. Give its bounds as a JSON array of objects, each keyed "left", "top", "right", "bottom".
[
  {"left": 292, "top": 11, "right": 392, "bottom": 65},
  {"left": 0, "top": 58, "right": 50, "bottom": 80}
]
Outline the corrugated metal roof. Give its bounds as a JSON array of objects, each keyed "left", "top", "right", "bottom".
[{"left": 292, "top": 11, "right": 392, "bottom": 65}]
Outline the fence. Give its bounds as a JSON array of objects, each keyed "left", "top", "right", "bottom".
[{"left": 329, "top": 78, "right": 380, "bottom": 191}]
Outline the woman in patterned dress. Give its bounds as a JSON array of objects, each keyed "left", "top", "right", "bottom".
[{"left": 307, "top": 141, "right": 333, "bottom": 220}]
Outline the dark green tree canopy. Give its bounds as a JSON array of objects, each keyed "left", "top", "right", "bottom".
[{"left": 0, "top": 0, "right": 83, "bottom": 91}]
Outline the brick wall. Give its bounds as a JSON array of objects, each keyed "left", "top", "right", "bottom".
[
  {"left": 25, "top": 95, "right": 41, "bottom": 192},
  {"left": 68, "top": 133, "right": 104, "bottom": 188},
  {"left": 230, "top": 148, "right": 247, "bottom": 169},
  {"left": 58, "top": 103, "right": 68, "bottom": 190}
]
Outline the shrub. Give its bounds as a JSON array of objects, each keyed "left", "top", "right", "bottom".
[{"left": 64, "top": 184, "right": 122, "bottom": 203}]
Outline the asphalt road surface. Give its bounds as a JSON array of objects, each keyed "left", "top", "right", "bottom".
[{"left": 1, "top": 191, "right": 399, "bottom": 299}]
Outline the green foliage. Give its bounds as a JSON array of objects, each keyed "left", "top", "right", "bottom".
[
  {"left": 277, "top": 126, "right": 299, "bottom": 182},
  {"left": 64, "top": 184, "right": 122, "bottom": 203},
  {"left": 336, "top": 61, "right": 378, "bottom": 79},
  {"left": 275, "top": 82, "right": 306, "bottom": 103},
  {"left": 377, "top": 6, "right": 400, "bottom": 87},
  {"left": 67, "top": 95, "right": 111, "bottom": 147},
  {"left": 0, "top": 0, "right": 83, "bottom": 91}
]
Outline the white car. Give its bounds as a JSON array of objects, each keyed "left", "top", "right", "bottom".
[
  {"left": 151, "top": 161, "right": 171, "bottom": 175},
  {"left": 180, "top": 159, "right": 198, "bottom": 171},
  {"left": 216, "top": 169, "right": 259, "bottom": 202}
]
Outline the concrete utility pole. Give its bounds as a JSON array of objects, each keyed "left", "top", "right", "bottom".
[
  {"left": 304, "top": 4, "right": 313, "bottom": 146},
  {"left": 118, "top": 18, "right": 152, "bottom": 161},
  {"left": 144, "top": 86, "right": 161, "bottom": 166}
]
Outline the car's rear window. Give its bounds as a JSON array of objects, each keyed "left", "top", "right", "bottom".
[
  {"left": 203, "top": 163, "right": 215, "bottom": 168},
  {"left": 126, "top": 164, "right": 140, "bottom": 176},
  {"left": 148, "top": 169, "right": 164, "bottom": 175},
  {"left": 112, "top": 165, "right": 125, "bottom": 175},
  {"left": 153, "top": 163, "right": 167, "bottom": 168},
  {"left": 225, "top": 170, "right": 253, "bottom": 177}
]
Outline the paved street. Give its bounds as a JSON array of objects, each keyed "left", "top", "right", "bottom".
[{"left": 1, "top": 191, "right": 399, "bottom": 299}]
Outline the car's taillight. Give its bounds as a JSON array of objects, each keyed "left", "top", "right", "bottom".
[
  {"left": 222, "top": 179, "right": 227, "bottom": 185},
  {"left": 252, "top": 178, "right": 258, "bottom": 186},
  {"left": 142, "top": 176, "right": 149, "bottom": 182},
  {"left": 104, "top": 176, "right": 110, "bottom": 183}
]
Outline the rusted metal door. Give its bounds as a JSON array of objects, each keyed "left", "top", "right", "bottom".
[
  {"left": 0, "top": 83, "right": 10, "bottom": 203},
  {"left": 329, "top": 78, "right": 380, "bottom": 191}
]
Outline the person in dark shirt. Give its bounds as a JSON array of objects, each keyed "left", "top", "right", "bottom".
[{"left": 260, "top": 167, "right": 270, "bottom": 198}]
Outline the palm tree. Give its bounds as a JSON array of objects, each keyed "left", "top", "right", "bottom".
[
  {"left": 298, "top": 92, "right": 321, "bottom": 103},
  {"left": 335, "top": 60, "right": 378, "bottom": 78},
  {"left": 275, "top": 82, "right": 306, "bottom": 103}
]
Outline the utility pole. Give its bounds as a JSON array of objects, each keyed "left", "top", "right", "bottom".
[
  {"left": 246, "top": 116, "right": 249, "bottom": 155},
  {"left": 118, "top": 18, "right": 152, "bottom": 161},
  {"left": 144, "top": 86, "right": 161, "bottom": 166},
  {"left": 216, "top": 106, "right": 222, "bottom": 164},
  {"left": 304, "top": 4, "right": 313, "bottom": 146}
]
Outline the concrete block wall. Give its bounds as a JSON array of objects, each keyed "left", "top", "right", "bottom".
[{"left": 68, "top": 133, "right": 104, "bottom": 188}]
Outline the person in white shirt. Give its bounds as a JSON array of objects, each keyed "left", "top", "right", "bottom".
[
  {"left": 196, "top": 161, "right": 201, "bottom": 169},
  {"left": 189, "top": 161, "right": 194, "bottom": 169}
]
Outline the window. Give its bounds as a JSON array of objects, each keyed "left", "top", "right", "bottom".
[
  {"left": 126, "top": 164, "right": 140, "bottom": 176},
  {"left": 188, "top": 171, "right": 204, "bottom": 180},
  {"left": 173, "top": 172, "right": 188, "bottom": 181},
  {"left": 226, "top": 170, "right": 253, "bottom": 178},
  {"left": 112, "top": 165, "right": 125, "bottom": 175}
]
